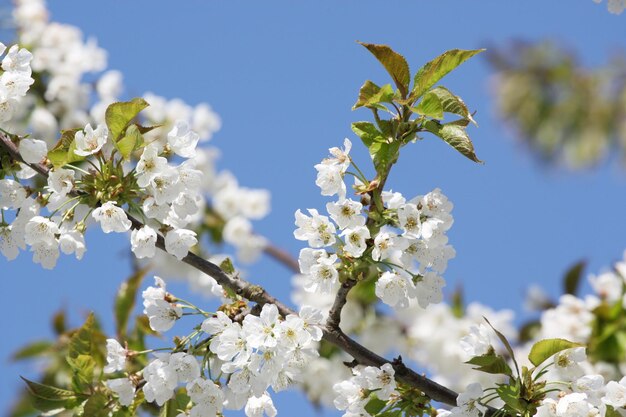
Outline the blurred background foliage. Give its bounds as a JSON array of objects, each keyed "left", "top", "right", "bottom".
[{"left": 487, "top": 40, "right": 626, "bottom": 170}]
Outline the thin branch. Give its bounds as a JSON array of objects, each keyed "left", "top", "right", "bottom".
[
  {"left": 262, "top": 243, "right": 299, "bottom": 273},
  {"left": 326, "top": 279, "right": 357, "bottom": 329},
  {"left": 0, "top": 131, "right": 464, "bottom": 407}
]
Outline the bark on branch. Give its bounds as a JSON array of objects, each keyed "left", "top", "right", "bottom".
[{"left": 0, "top": 131, "right": 462, "bottom": 407}]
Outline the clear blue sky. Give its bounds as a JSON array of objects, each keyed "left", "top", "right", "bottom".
[{"left": 2, "top": 1, "right": 625, "bottom": 415}]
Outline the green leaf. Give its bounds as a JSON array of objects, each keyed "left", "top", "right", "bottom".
[
  {"left": 466, "top": 353, "right": 513, "bottom": 376},
  {"left": 351, "top": 122, "right": 399, "bottom": 175},
  {"left": 365, "top": 397, "right": 387, "bottom": 415},
  {"left": 563, "top": 260, "right": 586, "bottom": 296},
  {"left": 484, "top": 317, "right": 519, "bottom": 376},
  {"left": 115, "top": 124, "right": 143, "bottom": 161},
  {"left": 351, "top": 122, "right": 386, "bottom": 148},
  {"left": 353, "top": 81, "right": 395, "bottom": 110},
  {"left": 83, "top": 392, "right": 110, "bottom": 417},
  {"left": 115, "top": 267, "right": 149, "bottom": 337},
  {"left": 47, "top": 128, "right": 85, "bottom": 168},
  {"left": 369, "top": 141, "right": 401, "bottom": 176},
  {"left": 423, "top": 120, "right": 482, "bottom": 163},
  {"left": 412, "top": 49, "right": 484, "bottom": 101},
  {"left": 12, "top": 341, "right": 53, "bottom": 361},
  {"left": 105, "top": 98, "right": 149, "bottom": 141},
  {"left": 427, "top": 86, "right": 476, "bottom": 124},
  {"left": 358, "top": 42, "right": 411, "bottom": 98},
  {"left": 68, "top": 312, "right": 95, "bottom": 360},
  {"left": 21, "top": 377, "right": 80, "bottom": 401},
  {"left": 67, "top": 354, "right": 95, "bottom": 392},
  {"left": 414, "top": 91, "right": 443, "bottom": 119},
  {"left": 219, "top": 257, "right": 235, "bottom": 275},
  {"left": 528, "top": 338, "right": 584, "bottom": 367}
]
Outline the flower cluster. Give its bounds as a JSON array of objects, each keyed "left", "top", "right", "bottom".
[
  {"left": 103, "top": 277, "right": 324, "bottom": 417},
  {"left": 1, "top": 0, "right": 271, "bottom": 283},
  {"left": 294, "top": 139, "right": 455, "bottom": 310},
  {"left": 333, "top": 363, "right": 398, "bottom": 417}
]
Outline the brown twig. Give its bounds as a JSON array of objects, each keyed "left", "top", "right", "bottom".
[{"left": 0, "top": 131, "right": 462, "bottom": 407}]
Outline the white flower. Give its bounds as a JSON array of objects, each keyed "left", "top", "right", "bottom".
[
  {"left": 314, "top": 162, "right": 346, "bottom": 200},
  {"left": 553, "top": 347, "right": 586, "bottom": 381},
  {"left": 375, "top": 270, "right": 415, "bottom": 309},
  {"left": 104, "top": 339, "right": 127, "bottom": 373},
  {"left": 74, "top": 123, "right": 108, "bottom": 156},
  {"left": 243, "top": 304, "right": 280, "bottom": 349},
  {"left": 30, "top": 241, "right": 60, "bottom": 269},
  {"left": 209, "top": 323, "right": 251, "bottom": 368},
  {"left": 555, "top": 393, "right": 598, "bottom": 417},
  {"left": 326, "top": 138, "right": 352, "bottom": 172},
  {"left": 245, "top": 394, "right": 277, "bottom": 417},
  {"left": 106, "top": 377, "right": 135, "bottom": 407},
  {"left": 149, "top": 166, "right": 182, "bottom": 205},
  {"left": 326, "top": 199, "right": 365, "bottom": 230},
  {"left": 164, "top": 228, "right": 197, "bottom": 260},
  {"left": 298, "top": 305, "right": 324, "bottom": 342},
  {"left": 168, "top": 119, "right": 200, "bottom": 158},
  {"left": 131, "top": 225, "right": 157, "bottom": 259},
  {"left": 92, "top": 201, "right": 132, "bottom": 233},
  {"left": 187, "top": 377, "right": 224, "bottom": 417},
  {"left": 415, "top": 271, "right": 445, "bottom": 308},
  {"left": 333, "top": 379, "right": 367, "bottom": 413},
  {"left": 382, "top": 190, "right": 406, "bottom": 209},
  {"left": 372, "top": 231, "right": 409, "bottom": 262},
  {"left": 223, "top": 216, "right": 253, "bottom": 246},
  {"left": 136, "top": 144, "right": 168, "bottom": 188},
  {"left": 145, "top": 299, "right": 182, "bottom": 332},
  {"left": 397, "top": 203, "right": 422, "bottom": 237},
  {"left": 453, "top": 383, "right": 485, "bottom": 417},
  {"left": 603, "top": 376, "right": 626, "bottom": 408},
  {"left": 358, "top": 364, "right": 396, "bottom": 400},
  {"left": 301, "top": 249, "right": 339, "bottom": 294},
  {"left": 202, "top": 311, "right": 233, "bottom": 335},
  {"left": 2, "top": 45, "right": 33, "bottom": 74},
  {"left": 25, "top": 216, "right": 59, "bottom": 246},
  {"left": 168, "top": 352, "right": 201, "bottom": 383},
  {"left": 340, "top": 225, "right": 370, "bottom": 258},
  {"left": 293, "top": 209, "right": 336, "bottom": 248},
  {"left": 58, "top": 230, "right": 86, "bottom": 260},
  {"left": 0, "top": 225, "right": 20, "bottom": 260},
  {"left": 460, "top": 324, "right": 492, "bottom": 358},
  {"left": 142, "top": 356, "right": 178, "bottom": 406},
  {"left": 0, "top": 179, "right": 26, "bottom": 209},
  {"left": 18, "top": 138, "right": 47, "bottom": 164},
  {"left": 48, "top": 168, "right": 75, "bottom": 196}
]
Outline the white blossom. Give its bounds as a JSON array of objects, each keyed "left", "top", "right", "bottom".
[
  {"left": 74, "top": 123, "right": 108, "bottom": 156},
  {"left": 164, "top": 228, "right": 197, "bottom": 260},
  {"left": 131, "top": 225, "right": 157, "bottom": 259},
  {"left": 106, "top": 377, "right": 135, "bottom": 407},
  {"left": 104, "top": 339, "right": 127, "bottom": 373},
  {"left": 92, "top": 201, "right": 131, "bottom": 233},
  {"left": 18, "top": 138, "right": 47, "bottom": 164}
]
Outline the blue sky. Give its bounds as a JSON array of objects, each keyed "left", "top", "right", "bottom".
[{"left": 2, "top": 1, "right": 625, "bottom": 415}]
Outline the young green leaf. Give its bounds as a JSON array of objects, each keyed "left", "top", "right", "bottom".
[
  {"left": 413, "top": 91, "right": 444, "bottom": 119},
  {"left": 353, "top": 81, "right": 395, "bottom": 110},
  {"left": 11, "top": 340, "right": 53, "bottom": 361},
  {"left": 563, "top": 260, "right": 586, "bottom": 296},
  {"left": 20, "top": 377, "right": 81, "bottom": 401},
  {"left": 466, "top": 353, "right": 513, "bottom": 377},
  {"left": 484, "top": 317, "right": 520, "bottom": 377},
  {"left": 423, "top": 120, "right": 482, "bottom": 163},
  {"left": 105, "top": 98, "right": 149, "bottom": 141},
  {"left": 412, "top": 49, "right": 484, "bottom": 102},
  {"left": 68, "top": 312, "right": 95, "bottom": 359},
  {"left": 427, "top": 86, "right": 476, "bottom": 124},
  {"left": 358, "top": 42, "right": 411, "bottom": 98},
  {"left": 82, "top": 392, "right": 110, "bottom": 417},
  {"left": 351, "top": 121, "right": 386, "bottom": 148},
  {"left": 115, "top": 267, "right": 149, "bottom": 337},
  {"left": 115, "top": 124, "right": 143, "bottom": 161},
  {"left": 47, "top": 128, "right": 85, "bottom": 168},
  {"left": 528, "top": 338, "right": 584, "bottom": 367}
]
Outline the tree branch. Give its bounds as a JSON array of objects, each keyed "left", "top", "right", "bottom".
[{"left": 0, "top": 131, "right": 462, "bottom": 407}]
